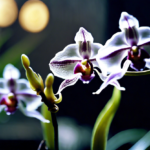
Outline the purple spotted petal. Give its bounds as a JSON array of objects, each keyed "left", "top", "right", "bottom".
[
  {"left": 18, "top": 102, "right": 49, "bottom": 123},
  {"left": 50, "top": 44, "right": 82, "bottom": 79},
  {"left": 138, "top": 27, "right": 150, "bottom": 46},
  {"left": 93, "top": 60, "right": 131, "bottom": 94},
  {"left": 3, "top": 64, "right": 20, "bottom": 80},
  {"left": 57, "top": 73, "right": 81, "bottom": 94},
  {"left": 16, "top": 89, "right": 42, "bottom": 111},
  {"left": 50, "top": 60, "right": 81, "bottom": 79},
  {"left": 119, "top": 12, "right": 139, "bottom": 31}
]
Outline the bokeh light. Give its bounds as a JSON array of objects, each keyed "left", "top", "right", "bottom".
[
  {"left": 0, "top": 0, "right": 18, "bottom": 27},
  {"left": 19, "top": 0, "right": 50, "bottom": 33}
]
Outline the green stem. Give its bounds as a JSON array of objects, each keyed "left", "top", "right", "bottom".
[
  {"left": 51, "top": 113, "right": 59, "bottom": 150},
  {"left": 125, "top": 70, "right": 150, "bottom": 76},
  {"left": 40, "top": 92, "right": 59, "bottom": 150},
  {"left": 41, "top": 104, "right": 55, "bottom": 150},
  {"left": 91, "top": 87, "right": 121, "bottom": 150}
]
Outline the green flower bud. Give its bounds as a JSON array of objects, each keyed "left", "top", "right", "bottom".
[{"left": 21, "top": 54, "right": 44, "bottom": 94}]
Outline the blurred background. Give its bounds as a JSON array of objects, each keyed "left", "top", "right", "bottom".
[{"left": 1, "top": 0, "right": 150, "bottom": 149}]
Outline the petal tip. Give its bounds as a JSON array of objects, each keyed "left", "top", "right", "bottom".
[{"left": 74, "top": 27, "right": 94, "bottom": 43}]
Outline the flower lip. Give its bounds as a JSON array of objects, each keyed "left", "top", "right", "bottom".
[
  {"left": 0, "top": 95, "right": 18, "bottom": 114},
  {"left": 80, "top": 73, "right": 95, "bottom": 82},
  {"left": 127, "top": 47, "right": 150, "bottom": 71},
  {"left": 74, "top": 60, "right": 93, "bottom": 76}
]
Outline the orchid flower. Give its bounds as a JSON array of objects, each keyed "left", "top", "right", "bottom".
[
  {"left": 94, "top": 12, "right": 150, "bottom": 94},
  {"left": 0, "top": 64, "right": 49, "bottom": 123},
  {"left": 50, "top": 27, "right": 103, "bottom": 93}
]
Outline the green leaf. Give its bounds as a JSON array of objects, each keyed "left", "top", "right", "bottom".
[
  {"left": 107, "top": 129, "right": 147, "bottom": 150},
  {"left": 0, "top": 28, "right": 13, "bottom": 49},
  {"left": 41, "top": 103, "right": 55, "bottom": 150},
  {"left": 91, "top": 87, "right": 121, "bottom": 150},
  {"left": 129, "top": 131, "right": 150, "bottom": 150}
]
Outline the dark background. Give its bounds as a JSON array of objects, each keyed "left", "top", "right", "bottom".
[{"left": 1, "top": 0, "right": 150, "bottom": 149}]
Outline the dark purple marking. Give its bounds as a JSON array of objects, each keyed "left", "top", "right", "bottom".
[
  {"left": 79, "top": 41, "right": 91, "bottom": 59},
  {"left": 100, "top": 48, "right": 129, "bottom": 60},
  {"left": 50, "top": 60, "right": 81, "bottom": 66},
  {"left": 125, "top": 27, "right": 139, "bottom": 46},
  {"left": 107, "top": 72, "right": 121, "bottom": 82},
  {"left": 7, "top": 79, "right": 16, "bottom": 93},
  {"left": 16, "top": 93, "right": 38, "bottom": 97},
  {"left": 82, "top": 29, "right": 86, "bottom": 42}
]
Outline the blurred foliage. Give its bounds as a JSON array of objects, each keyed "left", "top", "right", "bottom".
[
  {"left": 0, "top": 29, "right": 13, "bottom": 49},
  {"left": 130, "top": 131, "right": 150, "bottom": 150},
  {"left": 107, "top": 129, "right": 147, "bottom": 150},
  {"left": 0, "top": 30, "right": 49, "bottom": 76}
]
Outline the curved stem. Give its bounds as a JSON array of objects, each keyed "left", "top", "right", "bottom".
[{"left": 125, "top": 70, "right": 150, "bottom": 76}]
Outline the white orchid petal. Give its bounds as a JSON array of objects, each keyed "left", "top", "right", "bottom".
[
  {"left": 19, "top": 102, "right": 49, "bottom": 123},
  {"left": 110, "top": 80, "right": 126, "bottom": 91},
  {"left": 57, "top": 73, "right": 81, "bottom": 94},
  {"left": 98, "top": 49, "right": 128, "bottom": 75},
  {"left": 16, "top": 79, "right": 30, "bottom": 91},
  {"left": 138, "top": 27, "right": 150, "bottom": 46},
  {"left": 16, "top": 90, "right": 42, "bottom": 111},
  {"left": 3, "top": 64, "right": 20, "bottom": 80},
  {"left": 0, "top": 78, "right": 6, "bottom": 88},
  {"left": 50, "top": 44, "right": 82, "bottom": 79},
  {"left": 119, "top": 12, "right": 139, "bottom": 31},
  {"left": 98, "top": 32, "right": 129, "bottom": 58},
  {"left": 74, "top": 27, "right": 93, "bottom": 43},
  {"left": 0, "top": 105, "right": 6, "bottom": 113},
  {"left": 50, "top": 60, "right": 81, "bottom": 79},
  {"left": 50, "top": 44, "right": 81, "bottom": 62},
  {"left": 96, "top": 32, "right": 129, "bottom": 75},
  {"left": 144, "top": 58, "right": 150, "bottom": 68},
  {"left": 93, "top": 60, "right": 131, "bottom": 95},
  {"left": 90, "top": 43, "right": 103, "bottom": 60}
]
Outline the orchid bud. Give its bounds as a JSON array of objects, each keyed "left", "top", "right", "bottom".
[
  {"left": 44, "top": 73, "right": 62, "bottom": 105},
  {"left": 21, "top": 54, "right": 44, "bottom": 94}
]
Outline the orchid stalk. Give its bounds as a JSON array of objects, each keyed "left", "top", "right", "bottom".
[
  {"left": 91, "top": 87, "right": 121, "bottom": 150},
  {"left": 21, "top": 54, "right": 62, "bottom": 150}
]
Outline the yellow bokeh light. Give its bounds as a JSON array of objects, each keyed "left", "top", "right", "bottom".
[
  {"left": 19, "top": 0, "right": 50, "bottom": 33},
  {"left": 0, "top": 0, "right": 18, "bottom": 27}
]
